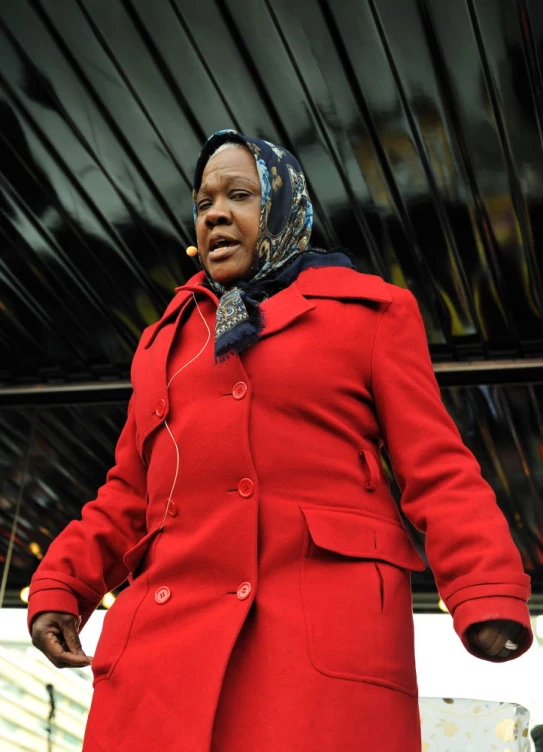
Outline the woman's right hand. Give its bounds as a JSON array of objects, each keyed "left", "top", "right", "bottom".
[{"left": 31, "top": 612, "right": 93, "bottom": 668}]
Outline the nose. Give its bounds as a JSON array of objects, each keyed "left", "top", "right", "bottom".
[{"left": 205, "top": 200, "right": 232, "bottom": 229}]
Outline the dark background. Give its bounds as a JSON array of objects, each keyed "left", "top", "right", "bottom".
[{"left": 0, "top": 0, "right": 542, "bottom": 610}]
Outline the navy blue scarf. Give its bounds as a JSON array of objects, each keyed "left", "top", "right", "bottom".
[{"left": 193, "top": 131, "right": 354, "bottom": 360}]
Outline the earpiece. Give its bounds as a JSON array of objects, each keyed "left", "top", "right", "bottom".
[{"left": 186, "top": 245, "right": 198, "bottom": 257}]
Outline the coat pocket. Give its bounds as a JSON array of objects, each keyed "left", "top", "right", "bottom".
[
  {"left": 300, "top": 505, "right": 425, "bottom": 695},
  {"left": 123, "top": 526, "right": 162, "bottom": 581},
  {"left": 359, "top": 448, "right": 381, "bottom": 491},
  {"left": 92, "top": 529, "right": 160, "bottom": 686}
]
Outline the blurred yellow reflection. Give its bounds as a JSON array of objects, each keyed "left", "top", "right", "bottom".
[{"left": 101, "top": 592, "right": 116, "bottom": 609}]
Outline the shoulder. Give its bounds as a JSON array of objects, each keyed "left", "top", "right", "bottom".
[{"left": 296, "top": 266, "right": 417, "bottom": 311}]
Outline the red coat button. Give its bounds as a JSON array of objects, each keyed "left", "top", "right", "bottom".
[
  {"left": 237, "top": 478, "right": 254, "bottom": 498},
  {"left": 155, "top": 586, "right": 171, "bottom": 604},
  {"left": 167, "top": 500, "right": 177, "bottom": 517},
  {"left": 232, "top": 382, "right": 248, "bottom": 400},
  {"left": 237, "top": 582, "right": 252, "bottom": 600},
  {"left": 155, "top": 399, "right": 166, "bottom": 417}
]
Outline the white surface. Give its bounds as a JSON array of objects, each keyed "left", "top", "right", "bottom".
[
  {"left": 414, "top": 613, "right": 542, "bottom": 728},
  {"left": 1, "top": 609, "right": 541, "bottom": 727}
]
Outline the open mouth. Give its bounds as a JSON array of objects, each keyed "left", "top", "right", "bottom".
[
  {"left": 208, "top": 237, "right": 240, "bottom": 260},
  {"left": 209, "top": 237, "right": 238, "bottom": 251}
]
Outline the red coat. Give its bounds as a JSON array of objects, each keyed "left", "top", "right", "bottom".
[{"left": 28, "top": 267, "right": 532, "bottom": 752}]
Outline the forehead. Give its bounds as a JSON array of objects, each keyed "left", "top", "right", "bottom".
[{"left": 199, "top": 146, "right": 260, "bottom": 192}]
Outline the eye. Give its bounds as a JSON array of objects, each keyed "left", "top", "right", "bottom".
[
  {"left": 231, "top": 191, "right": 250, "bottom": 200},
  {"left": 197, "top": 199, "right": 211, "bottom": 212}
]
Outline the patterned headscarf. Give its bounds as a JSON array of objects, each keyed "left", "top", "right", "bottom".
[{"left": 193, "top": 130, "right": 353, "bottom": 360}]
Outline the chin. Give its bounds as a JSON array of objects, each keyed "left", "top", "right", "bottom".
[
  {"left": 210, "top": 273, "right": 239, "bottom": 287},
  {"left": 209, "top": 265, "right": 249, "bottom": 287}
]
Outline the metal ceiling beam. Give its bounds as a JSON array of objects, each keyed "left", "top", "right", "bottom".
[
  {"left": 0, "top": 380, "right": 133, "bottom": 407},
  {"left": 0, "top": 358, "right": 542, "bottom": 406},
  {"left": 433, "top": 358, "right": 543, "bottom": 387}
]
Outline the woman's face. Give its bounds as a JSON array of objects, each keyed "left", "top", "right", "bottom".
[{"left": 195, "top": 146, "right": 261, "bottom": 286}]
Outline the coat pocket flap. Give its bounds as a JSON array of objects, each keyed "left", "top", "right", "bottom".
[{"left": 301, "top": 506, "right": 426, "bottom": 571}]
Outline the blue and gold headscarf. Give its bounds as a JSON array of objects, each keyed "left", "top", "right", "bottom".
[{"left": 193, "top": 130, "right": 353, "bottom": 360}]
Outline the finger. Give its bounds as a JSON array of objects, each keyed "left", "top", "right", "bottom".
[
  {"left": 496, "top": 640, "right": 512, "bottom": 659},
  {"left": 41, "top": 629, "right": 92, "bottom": 667},
  {"left": 486, "top": 630, "right": 507, "bottom": 657},
  {"left": 32, "top": 615, "right": 73, "bottom": 652},
  {"left": 468, "top": 626, "right": 495, "bottom": 650},
  {"left": 497, "top": 628, "right": 524, "bottom": 659},
  {"left": 51, "top": 652, "right": 93, "bottom": 669},
  {"left": 32, "top": 624, "right": 64, "bottom": 655},
  {"left": 61, "top": 622, "right": 87, "bottom": 657},
  {"left": 47, "top": 646, "right": 93, "bottom": 668},
  {"left": 470, "top": 627, "right": 505, "bottom": 657},
  {"left": 44, "top": 633, "right": 92, "bottom": 665}
]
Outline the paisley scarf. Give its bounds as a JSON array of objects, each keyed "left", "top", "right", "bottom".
[{"left": 192, "top": 130, "right": 354, "bottom": 360}]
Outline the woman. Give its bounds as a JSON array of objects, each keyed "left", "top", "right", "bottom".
[{"left": 29, "top": 131, "right": 532, "bottom": 752}]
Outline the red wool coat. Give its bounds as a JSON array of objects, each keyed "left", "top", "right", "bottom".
[{"left": 28, "top": 267, "right": 532, "bottom": 752}]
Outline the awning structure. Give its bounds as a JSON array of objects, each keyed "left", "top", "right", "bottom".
[{"left": 1, "top": 0, "right": 542, "bottom": 609}]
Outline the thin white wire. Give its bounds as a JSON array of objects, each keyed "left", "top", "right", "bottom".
[
  {"left": 167, "top": 293, "right": 211, "bottom": 389},
  {"left": 159, "top": 293, "right": 211, "bottom": 530}
]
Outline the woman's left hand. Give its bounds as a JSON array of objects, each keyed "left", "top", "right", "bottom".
[{"left": 466, "top": 619, "right": 524, "bottom": 659}]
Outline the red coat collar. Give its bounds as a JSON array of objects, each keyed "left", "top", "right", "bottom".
[
  {"left": 144, "top": 267, "right": 391, "bottom": 348},
  {"left": 171, "top": 267, "right": 391, "bottom": 306}
]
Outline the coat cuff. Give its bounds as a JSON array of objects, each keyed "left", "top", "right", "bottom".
[
  {"left": 453, "top": 596, "right": 533, "bottom": 662},
  {"left": 440, "top": 571, "right": 531, "bottom": 611},
  {"left": 27, "top": 586, "right": 80, "bottom": 633}
]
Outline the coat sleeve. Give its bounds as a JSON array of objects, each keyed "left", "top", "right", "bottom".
[
  {"left": 27, "top": 395, "right": 148, "bottom": 631},
  {"left": 371, "top": 285, "right": 532, "bottom": 660}
]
